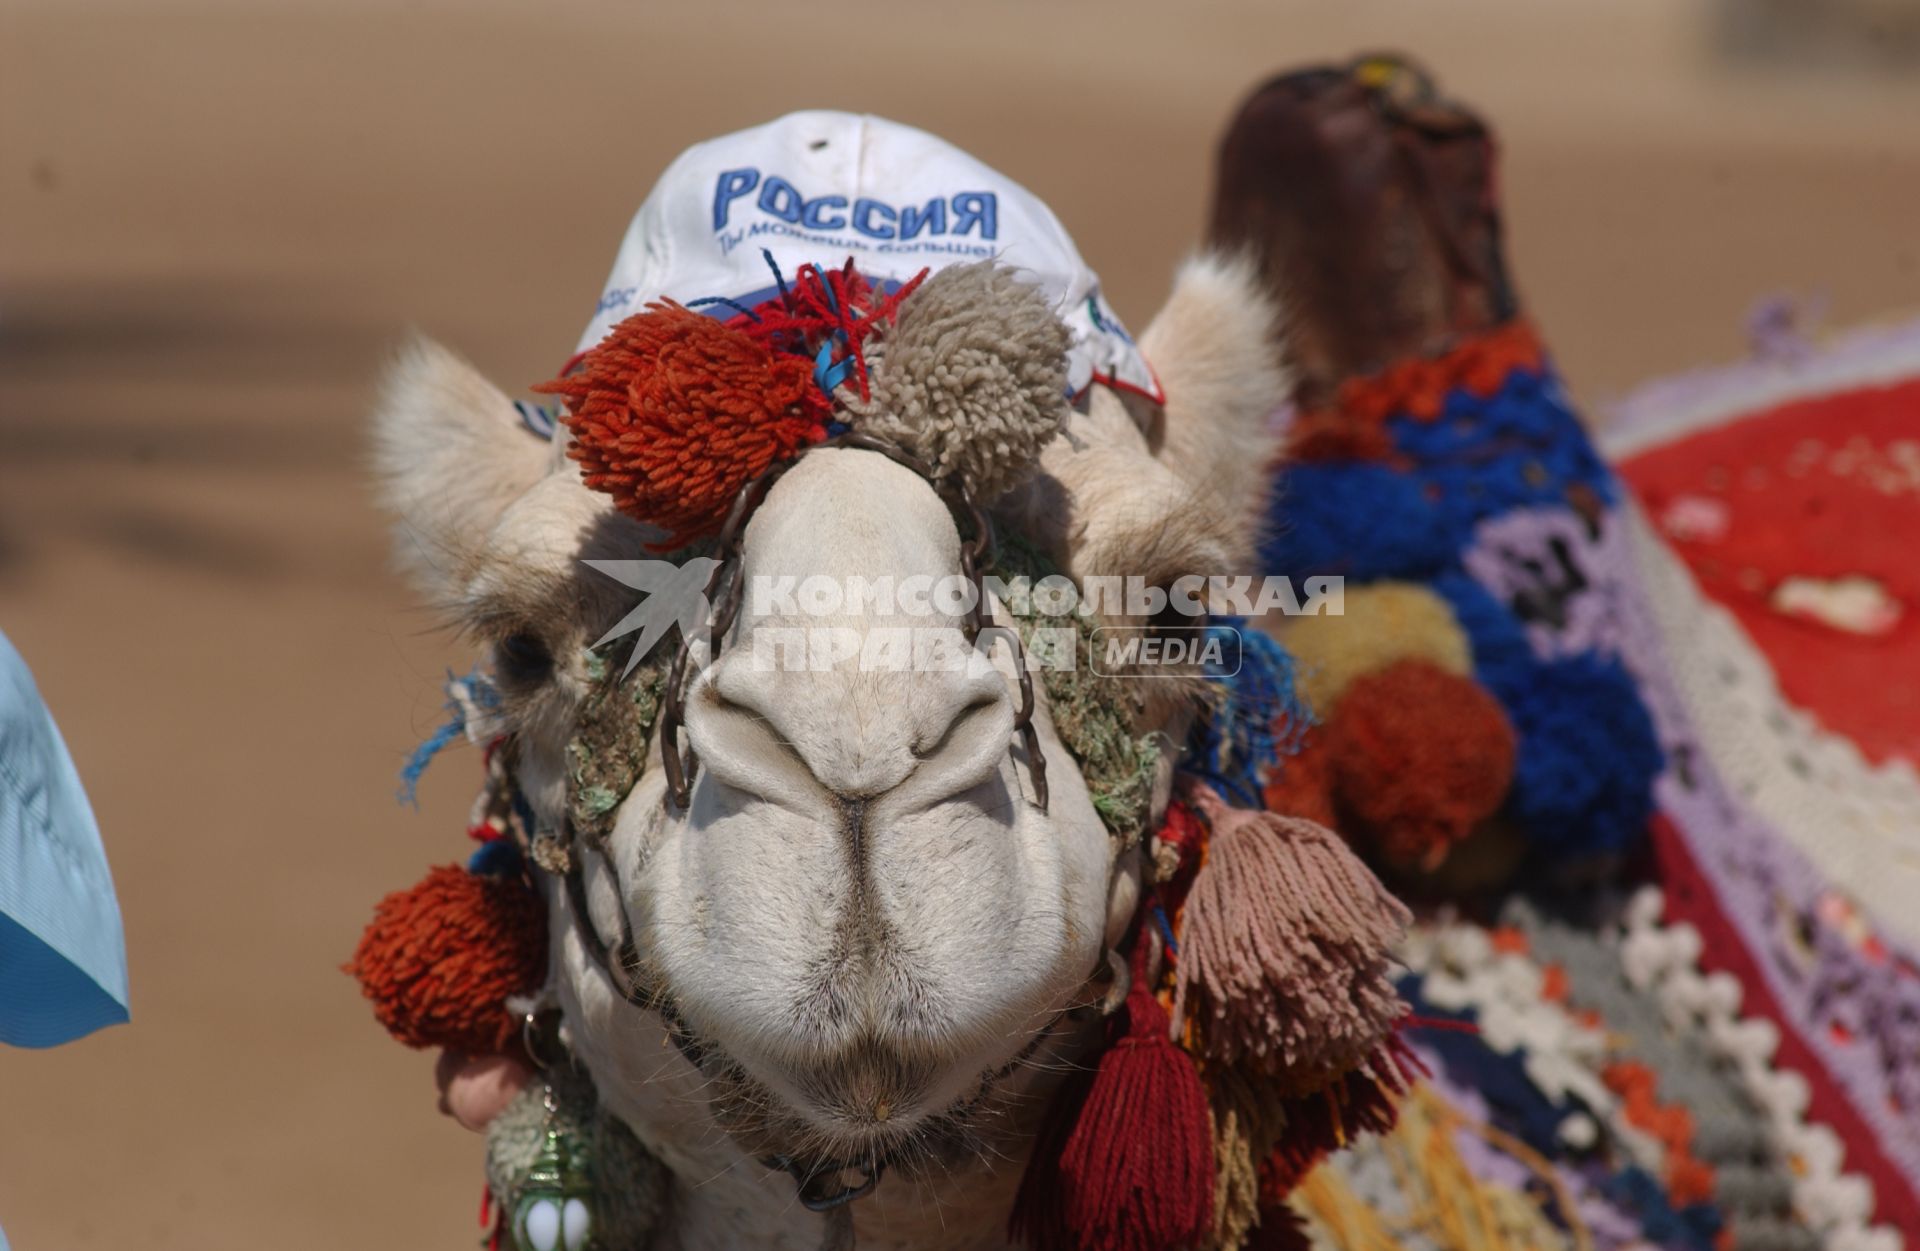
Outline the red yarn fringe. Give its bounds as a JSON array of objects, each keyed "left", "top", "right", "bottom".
[
  {"left": 345, "top": 864, "right": 547, "bottom": 1055},
  {"left": 728, "top": 260, "right": 930, "bottom": 404},
  {"left": 536, "top": 303, "right": 829, "bottom": 548}
]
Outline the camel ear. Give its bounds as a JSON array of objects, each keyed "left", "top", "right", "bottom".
[
  {"left": 371, "top": 337, "right": 554, "bottom": 605},
  {"left": 1138, "top": 253, "right": 1288, "bottom": 556}
]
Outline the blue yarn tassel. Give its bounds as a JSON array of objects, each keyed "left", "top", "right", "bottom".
[
  {"left": 1187, "top": 618, "right": 1311, "bottom": 806},
  {"left": 395, "top": 667, "right": 499, "bottom": 808}
]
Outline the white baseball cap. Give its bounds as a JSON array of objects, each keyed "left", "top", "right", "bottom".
[{"left": 575, "top": 111, "right": 1162, "bottom": 404}]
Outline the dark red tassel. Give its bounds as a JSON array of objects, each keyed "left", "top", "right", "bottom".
[
  {"left": 1243, "top": 1202, "right": 1314, "bottom": 1251},
  {"left": 1264, "top": 1031, "right": 1423, "bottom": 1200},
  {"left": 1008, "top": 1067, "right": 1093, "bottom": 1250},
  {"left": 1053, "top": 932, "right": 1215, "bottom": 1251}
]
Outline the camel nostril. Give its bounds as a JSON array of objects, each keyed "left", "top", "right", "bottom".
[
  {"left": 696, "top": 649, "right": 1017, "bottom": 812},
  {"left": 912, "top": 695, "right": 1003, "bottom": 759},
  {"left": 884, "top": 692, "right": 1016, "bottom": 817},
  {"left": 683, "top": 677, "right": 833, "bottom": 812}
]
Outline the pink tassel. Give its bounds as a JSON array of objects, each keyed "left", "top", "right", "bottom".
[{"left": 1173, "top": 783, "right": 1411, "bottom": 1094}]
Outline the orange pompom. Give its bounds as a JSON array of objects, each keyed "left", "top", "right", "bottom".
[
  {"left": 346, "top": 865, "right": 547, "bottom": 1055},
  {"left": 1323, "top": 660, "right": 1515, "bottom": 867},
  {"left": 536, "top": 303, "right": 830, "bottom": 547}
]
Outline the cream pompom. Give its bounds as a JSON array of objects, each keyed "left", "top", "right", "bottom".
[{"left": 844, "top": 262, "right": 1071, "bottom": 501}]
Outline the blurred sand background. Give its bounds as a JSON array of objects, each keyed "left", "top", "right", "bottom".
[{"left": 0, "top": 1, "right": 1916, "bottom": 1246}]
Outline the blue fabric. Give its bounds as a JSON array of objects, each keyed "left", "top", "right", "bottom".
[
  {"left": 1498, "top": 654, "right": 1664, "bottom": 856},
  {"left": 467, "top": 837, "right": 523, "bottom": 878},
  {"left": 1398, "top": 976, "right": 1571, "bottom": 1155},
  {"left": 1263, "top": 460, "right": 1462, "bottom": 582},
  {"left": 1598, "top": 1166, "right": 1719, "bottom": 1251},
  {"left": 1383, "top": 369, "right": 1616, "bottom": 525},
  {"left": 1401, "top": 976, "right": 1720, "bottom": 1250},
  {"left": 1432, "top": 571, "right": 1535, "bottom": 680},
  {"left": 0, "top": 630, "right": 129, "bottom": 1047},
  {"left": 1264, "top": 368, "right": 1616, "bottom": 585},
  {"left": 1187, "top": 618, "right": 1310, "bottom": 806},
  {"left": 1433, "top": 573, "right": 1663, "bottom": 857}
]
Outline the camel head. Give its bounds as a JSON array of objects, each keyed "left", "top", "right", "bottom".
[{"left": 375, "top": 248, "right": 1282, "bottom": 1232}]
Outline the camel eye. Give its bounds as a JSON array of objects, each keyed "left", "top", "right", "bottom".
[
  {"left": 1144, "top": 582, "right": 1209, "bottom": 636},
  {"left": 1147, "top": 600, "right": 1202, "bottom": 636},
  {"left": 496, "top": 631, "right": 554, "bottom": 686}
]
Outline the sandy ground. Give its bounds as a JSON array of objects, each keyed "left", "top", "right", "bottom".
[{"left": 0, "top": 3, "right": 1915, "bottom": 1247}]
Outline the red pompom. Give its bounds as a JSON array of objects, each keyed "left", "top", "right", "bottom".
[
  {"left": 536, "top": 303, "right": 830, "bottom": 547},
  {"left": 346, "top": 864, "right": 547, "bottom": 1055},
  {"left": 1323, "top": 660, "right": 1515, "bottom": 867},
  {"left": 1260, "top": 732, "right": 1338, "bottom": 830},
  {"left": 1048, "top": 934, "right": 1215, "bottom": 1251}
]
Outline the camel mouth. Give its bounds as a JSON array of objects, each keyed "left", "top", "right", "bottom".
[{"left": 669, "top": 1000, "right": 1068, "bottom": 1175}]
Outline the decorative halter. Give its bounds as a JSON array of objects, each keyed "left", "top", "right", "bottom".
[
  {"left": 532, "top": 250, "right": 1080, "bottom": 836},
  {"left": 523, "top": 252, "right": 1079, "bottom": 1225},
  {"left": 352, "top": 249, "right": 1420, "bottom": 1251}
]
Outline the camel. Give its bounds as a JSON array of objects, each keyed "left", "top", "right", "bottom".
[{"left": 371, "top": 113, "right": 1315, "bottom": 1251}]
